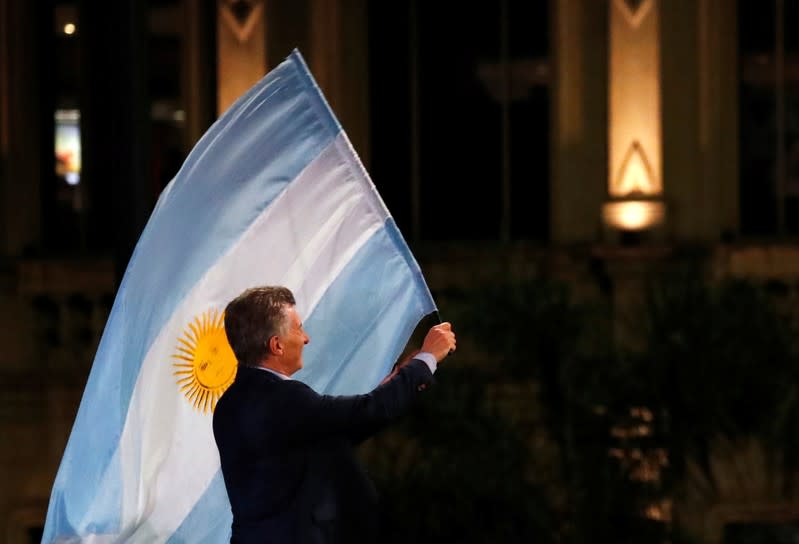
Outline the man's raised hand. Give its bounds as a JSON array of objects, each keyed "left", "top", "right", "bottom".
[{"left": 421, "top": 322, "right": 457, "bottom": 362}]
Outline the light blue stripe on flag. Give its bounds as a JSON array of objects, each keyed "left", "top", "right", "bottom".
[{"left": 297, "top": 218, "right": 436, "bottom": 394}]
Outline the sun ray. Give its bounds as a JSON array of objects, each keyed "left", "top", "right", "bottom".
[
  {"left": 185, "top": 329, "right": 198, "bottom": 345},
  {"left": 184, "top": 319, "right": 198, "bottom": 338},
  {"left": 174, "top": 346, "right": 194, "bottom": 358},
  {"left": 180, "top": 381, "right": 195, "bottom": 392},
  {"left": 187, "top": 322, "right": 200, "bottom": 344},
  {"left": 188, "top": 386, "right": 202, "bottom": 404},
  {"left": 171, "top": 355, "right": 193, "bottom": 363},
  {"left": 177, "top": 337, "right": 197, "bottom": 352}
]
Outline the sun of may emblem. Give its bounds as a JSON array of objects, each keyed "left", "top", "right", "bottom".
[{"left": 172, "top": 309, "right": 237, "bottom": 413}]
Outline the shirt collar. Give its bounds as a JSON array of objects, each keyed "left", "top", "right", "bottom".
[{"left": 255, "top": 366, "right": 291, "bottom": 380}]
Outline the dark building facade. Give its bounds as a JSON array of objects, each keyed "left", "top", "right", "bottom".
[{"left": 1, "top": 1, "right": 799, "bottom": 542}]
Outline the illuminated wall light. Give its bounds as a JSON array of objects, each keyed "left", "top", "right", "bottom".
[
  {"left": 63, "top": 22, "right": 76, "bottom": 35},
  {"left": 602, "top": 200, "right": 665, "bottom": 231},
  {"left": 603, "top": 142, "right": 664, "bottom": 231},
  {"left": 643, "top": 499, "right": 672, "bottom": 522}
]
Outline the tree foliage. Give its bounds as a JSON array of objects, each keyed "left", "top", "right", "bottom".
[{"left": 362, "top": 274, "right": 799, "bottom": 543}]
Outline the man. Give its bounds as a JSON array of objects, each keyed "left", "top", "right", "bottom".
[{"left": 213, "top": 286, "right": 456, "bottom": 543}]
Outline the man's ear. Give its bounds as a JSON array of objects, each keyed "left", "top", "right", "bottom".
[{"left": 268, "top": 335, "right": 282, "bottom": 356}]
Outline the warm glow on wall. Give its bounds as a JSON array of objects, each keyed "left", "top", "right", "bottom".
[
  {"left": 602, "top": 200, "right": 665, "bottom": 231},
  {"left": 609, "top": 0, "right": 661, "bottom": 199},
  {"left": 604, "top": 0, "right": 665, "bottom": 234}
]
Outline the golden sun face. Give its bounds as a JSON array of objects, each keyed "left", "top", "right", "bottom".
[{"left": 172, "top": 309, "right": 237, "bottom": 414}]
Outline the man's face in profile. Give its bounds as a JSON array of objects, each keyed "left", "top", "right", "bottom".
[{"left": 279, "top": 305, "right": 310, "bottom": 375}]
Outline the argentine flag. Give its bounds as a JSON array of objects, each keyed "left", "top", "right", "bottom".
[{"left": 43, "top": 50, "right": 436, "bottom": 542}]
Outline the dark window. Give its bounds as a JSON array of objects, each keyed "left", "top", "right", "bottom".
[
  {"left": 40, "top": 1, "right": 188, "bottom": 254},
  {"left": 367, "top": 0, "right": 550, "bottom": 242},
  {"left": 149, "top": 16, "right": 187, "bottom": 198},
  {"left": 738, "top": 0, "right": 799, "bottom": 236}
]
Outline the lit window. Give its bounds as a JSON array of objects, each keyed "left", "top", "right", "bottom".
[{"left": 55, "top": 109, "right": 81, "bottom": 184}]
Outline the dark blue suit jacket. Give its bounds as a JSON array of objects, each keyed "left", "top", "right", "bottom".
[{"left": 212, "top": 359, "right": 434, "bottom": 543}]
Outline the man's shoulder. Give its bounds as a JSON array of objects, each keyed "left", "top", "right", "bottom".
[{"left": 214, "top": 371, "right": 312, "bottom": 428}]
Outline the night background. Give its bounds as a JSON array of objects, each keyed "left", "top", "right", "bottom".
[{"left": 2, "top": 0, "right": 799, "bottom": 542}]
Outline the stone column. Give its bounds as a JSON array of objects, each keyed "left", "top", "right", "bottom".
[
  {"left": 644, "top": 0, "right": 738, "bottom": 243},
  {"left": 308, "top": 0, "right": 370, "bottom": 166},
  {"left": 550, "top": 0, "right": 608, "bottom": 244},
  {"left": 701, "top": 0, "right": 739, "bottom": 240},
  {"left": 0, "top": 0, "right": 44, "bottom": 256},
  {"left": 216, "top": 0, "right": 267, "bottom": 115},
  {"left": 662, "top": 0, "right": 738, "bottom": 242},
  {"left": 183, "top": 0, "right": 218, "bottom": 151}
]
